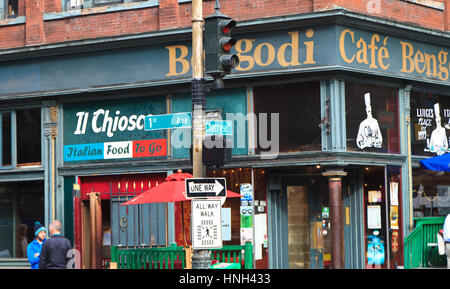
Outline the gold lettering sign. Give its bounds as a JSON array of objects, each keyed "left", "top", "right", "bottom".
[
  {"left": 339, "top": 28, "right": 449, "bottom": 82},
  {"left": 166, "top": 45, "right": 190, "bottom": 77},
  {"left": 339, "top": 29, "right": 390, "bottom": 69},
  {"left": 165, "top": 27, "right": 450, "bottom": 84},
  {"left": 166, "top": 29, "right": 317, "bottom": 75}
]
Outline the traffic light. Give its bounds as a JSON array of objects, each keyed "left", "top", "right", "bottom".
[{"left": 204, "top": 10, "right": 239, "bottom": 88}]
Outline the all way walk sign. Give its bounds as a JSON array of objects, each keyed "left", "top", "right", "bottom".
[{"left": 185, "top": 178, "right": 226, "bottom": 198}]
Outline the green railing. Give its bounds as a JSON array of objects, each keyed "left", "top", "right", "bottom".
[
  {"left": 0, "top": 258, "right": 30, "bottom": 269},
  {"left": 404, "top": 216, "right": 446, "bottom": 269},
  {"left": 111, "top": 242, "right": 254, "bottom": 269},
  {"left": 111, "top": 243, "right": 186, "bottom": 269},
  {"left": 211, "top": 242, "right": 253, "bottom": 269}
]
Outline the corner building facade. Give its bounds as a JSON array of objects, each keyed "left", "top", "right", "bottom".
[{"left": 0, "top": 0, "right": 449, "bottom": 269}]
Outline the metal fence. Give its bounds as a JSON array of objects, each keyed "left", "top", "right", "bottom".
[
  {"left": 111, "top": 242, "right": 254, "bottom": 269},
  {"left": 404, "top": 216, "right": 446, "bottom": 268}
]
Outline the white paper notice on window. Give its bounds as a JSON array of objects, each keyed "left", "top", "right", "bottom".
[
  {"left": 254, "top": 213, "right": 267, "bottom": 260},
  {"left": 390, "top": 182, "right": 399, "bottom": 206},
  {"left": 367, "top": 205, "right": 382, "bottom": 229}
]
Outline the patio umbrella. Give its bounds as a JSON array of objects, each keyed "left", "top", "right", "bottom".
[
  {"left": 119, "top": 169, "right": 242, "bottom": 247},
  {"left": 419, "top": 153, "right": 450, "bottom": 172},
  {"left": 120, "top": 169, "right": 241, "bottom": 206}
]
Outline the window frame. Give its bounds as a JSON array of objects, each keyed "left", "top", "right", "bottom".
[
  {"left": 344, "top": 81, "right": 401, "bottom": 154},
  {"left": 410, "top": 89, "right": 450, "bottom": 158},
  {"left": 64, "top": 0, "right": 153, "bottom": 11},
  {"left": 0, "top": 106, "right": 42, "bottom": 170},
  {"left": 3, "top": 0, "right": 19, "bottom": 19},
  {"left": 0, "top": 111, "right": 15, "bottom": 169}
]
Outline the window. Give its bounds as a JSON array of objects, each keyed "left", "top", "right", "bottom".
[
  {"left": 410, "top": 90, "right": 450, "bottom": 157},
  {"left": 16, "top": 108, "right": 41, "bottom": 166},
  {"left": 413, "top": 168, "right": 450, "bottom": 217},
  {"left": 6, "top": 0, "right": 18, "bottom": 18},
  {"left": 1, "top": 112, "right": 11, "bottom": 167},
  {"left": 0, "top": 108, "right": 41, "bottom": 168},
  {"left": 346, "top": 82, "right": 399, "bottom": 154},
  {"left": 253, "top": 81, "right": 321, "bottom": 154},
  {"left": 66, "top": 0, "right": 147, "bottom": 10},
  {"left": 0, "top": 181, "right": 44, "bottom": 259}
]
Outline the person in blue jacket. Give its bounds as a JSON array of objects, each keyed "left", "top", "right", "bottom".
[{"left": 27, "top": 221, "right": 47, "bottom": 269}]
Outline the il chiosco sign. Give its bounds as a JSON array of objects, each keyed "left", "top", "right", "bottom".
[
  {"left": 74, "top": 109, "right": 147, "bottom": 138},
  {"left": 63, "top": 96, "right": 168, "bottom": 163}
]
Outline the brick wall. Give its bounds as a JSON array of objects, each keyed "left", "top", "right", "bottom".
[
  {"left": 446, "top": 0, "right": 450, "bottom": 30},
  {"left": 0, "top": 24, "right": 25, "bottom": 49},
  {"left": 25, "top": 0, "right": 45, "bottom": 45},
  {"left": 44, "top": 8, "right": 159, "bottom": 43},
  {"left": 0, "top": 0, "right": 448, "bottom": 50},
  {"left": 329, "top": 0, "right": 446, "bottom": 31}
]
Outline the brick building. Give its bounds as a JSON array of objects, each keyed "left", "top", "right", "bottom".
[
  {"left": 0, "top": 0, "right": 449, "bottom": 269},
  {"left": 0, "top": 0, "right": 448, "bottom": 49}
]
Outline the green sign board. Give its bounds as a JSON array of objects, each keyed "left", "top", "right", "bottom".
[
  {"left": 2, "top": 23, "right": 449, "bottom": 97},
  {"left": 63, "top": 96, "right": 167, "bottom": 163}
]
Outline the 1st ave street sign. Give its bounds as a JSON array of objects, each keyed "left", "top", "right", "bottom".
[
  {"left": 144, "top": 112, "right": 192, "bottom": 131},
  {"left": 186, "top": 178, "right": 226, "bottom": 198}
]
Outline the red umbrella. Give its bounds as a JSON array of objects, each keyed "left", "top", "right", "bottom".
[{"left": 120, "top": 169, "right": 241, "bottom": 206}]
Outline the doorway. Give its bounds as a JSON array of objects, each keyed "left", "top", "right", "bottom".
[
  {"left": 268, "top": 170, "right": 332, "bottom": 269},
  {"left": 287, "top": 186, "right": 309, "bottom": 268},
  {"left": 362, "top": 166, "right": 403, "bottom": 269},
  {"left": 80, "top": 196, "right": 111, "bottom": 269}
]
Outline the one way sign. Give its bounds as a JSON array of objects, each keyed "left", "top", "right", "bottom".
[{"left": 185, "top": 178, "right": 226, "bottom": 198}]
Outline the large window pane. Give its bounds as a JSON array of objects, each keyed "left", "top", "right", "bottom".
[
  {"left": 253, "top": 81, "right": 321, "bottom": 154},
  {"left": 0, "top": 181, "right": 44, "bottom": 259},
  {"left": 16, "top": 108, "right": 41, "bottom": 165},
  {"left": 346, "top": 82, "right": 399, "bottom": 153},
  {"left": 410, "top": 91, "right": 450, "bottom": 157},
  {"left": 413, "top": 168, "right": 450, "bottom": 217},
  {"left": 1, "top": 113, "right": 12, "bottom": 167}
]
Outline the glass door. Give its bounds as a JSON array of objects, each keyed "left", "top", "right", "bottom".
[
  {"left": 362, "top": 165, "right": 404, "bottom": 269},
  {"left": 363, "top": 166, "right": 388, "bottom": 269}
]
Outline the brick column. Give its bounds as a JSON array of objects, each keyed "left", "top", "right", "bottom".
[
  {"left": 159, "top": 0, "right": 180, "bottom": 30},
  {"left": 45, "top": 0, "right": 62, "bottom": 13},
  {"left": 445, "top": 0, "right": 449, "bottom": 31},
  {"left": 25, "top": 0, "right": 45, "bottom": 45},
  {"left": 18, "top": 0, "right": 26, "bottom": 16}
]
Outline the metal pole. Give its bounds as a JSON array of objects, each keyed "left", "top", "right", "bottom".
[
  {"left": 404, "top": 85, "right": 413, "bottom": 232},
  {"left": 191, "top": 0, "right": 205, "bottom": 179},
  {"left": 191, "top": 0, "right": 211, "bottom": 269}
]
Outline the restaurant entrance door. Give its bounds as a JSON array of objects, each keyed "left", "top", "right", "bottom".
[
  {"left": 287, "top": 186, "right": 309, "bottom": 268},
  {"left": 278, "top": 172, "right": 333, "bottom": 269},
  {"left": 362, "top": 166, "right": 403, "bottom": 269}
]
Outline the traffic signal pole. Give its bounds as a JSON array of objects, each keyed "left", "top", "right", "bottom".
[
  {"left": 191, "top": 0, "right": 210, "bottom": 269},
  {"left": 191, "top": 0, "right": 238, "bottom": 269}
]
